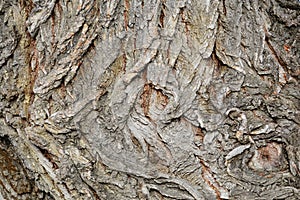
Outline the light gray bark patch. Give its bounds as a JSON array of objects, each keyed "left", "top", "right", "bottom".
[
  {"left": 0, "top": 0, "right": 299, "bottom": 199},
  {"left": 225, "top": 144, "right": 251, "bottom": 161}
]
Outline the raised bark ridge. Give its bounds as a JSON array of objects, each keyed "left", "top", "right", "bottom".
[{"left": 0, "top": 0, "right": 299, "bottom": 199}]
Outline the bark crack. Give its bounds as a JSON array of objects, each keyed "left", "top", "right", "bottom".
[{"left": 199, "top": 159, "right": 222, "bottom": 200}]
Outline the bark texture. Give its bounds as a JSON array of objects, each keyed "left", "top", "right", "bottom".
[{"left": 0, "top": 0, "right": 299, "bottom": 199}]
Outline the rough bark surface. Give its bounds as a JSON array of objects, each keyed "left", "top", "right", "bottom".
[{"left": 0, "top": 0, "right": 299, "bottom": 199}]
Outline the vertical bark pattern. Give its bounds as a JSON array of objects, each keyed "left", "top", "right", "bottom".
[{"left": 0, "top": 0, "right": 299, "bottom": 199}]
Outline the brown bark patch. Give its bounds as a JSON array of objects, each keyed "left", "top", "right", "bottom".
[
  {"left": 140, "top": 84, "right": 169, "bottom": 117},
  {"left": 141, "top": 84, "right": 152, "bottom": 117},
  {"left": 155, "top": 89, "right": 169, "bottom": 109},
  {"left": 192, "top": 125, "right": 204, "bottom": 143},
  {"left": 24, "top": 38, "right": 39, "bottom": 120},
  {"left": 249, "top": 142, "right": 287, "bottom": 172},
  {"left": 0, "top": 136, "right": 32, "bottom": 194},
  {"left": 124, "top": 0, "right": 129, "bottom": 30},
  {"left": 283, "top": 44, "right": 290, "bottom": 53},
  {"left": 200, "top": 159, "right": 221, "bottom": 200}
]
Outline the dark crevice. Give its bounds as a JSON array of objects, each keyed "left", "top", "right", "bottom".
[
  {"left": 0, "top": 135, "right": 11, "bottom": 146},
  {"left": 0, "top": 135, "right": 36, "bottom": 197},
  {"left": 199, "top": 159, "right": 222, "bottom": 200},
  {"left": 211, "top": 41, "right": 230, "bottom": 76},
  {"left": 222, "top": 0, "right": 227, "bottom": 16},
  {"left": 159, "top": 1, "right": 166, "bottom": 28},
  {"left": 33, "top": 144, "right": 59, "bottom": 169},
  {"left": 71, "top": 159, "right": 101, "bottom": 200},
  {"left": 141, "top": 0, "right": 144, "bottom": 9},
  {"left": 264, "top": 32, "right": 288, "bottom": 72},
  {"left": 275, "top": 0, "right": 300, "bottom": 10}
]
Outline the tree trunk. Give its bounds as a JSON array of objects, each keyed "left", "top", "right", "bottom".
[{"left": 0, "top": 0, "right": 299, "bottom": 199}]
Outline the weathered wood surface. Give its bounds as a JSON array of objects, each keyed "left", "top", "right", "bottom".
[{"left": 0, "top": 0, "right": 299, "bottom": 199}]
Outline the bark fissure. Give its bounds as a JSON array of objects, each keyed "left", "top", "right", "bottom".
[{"left": 0, "top": 0, "right": 299, "bottom": 199}]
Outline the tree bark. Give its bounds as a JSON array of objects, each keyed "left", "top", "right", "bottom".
[{"left": 0, "top": 0, "right": 299, "bottom": 199}]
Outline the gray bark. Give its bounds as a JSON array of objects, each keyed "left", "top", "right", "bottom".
[{"left": 0, "top": 0, "right": 299, "bottom": 199}]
